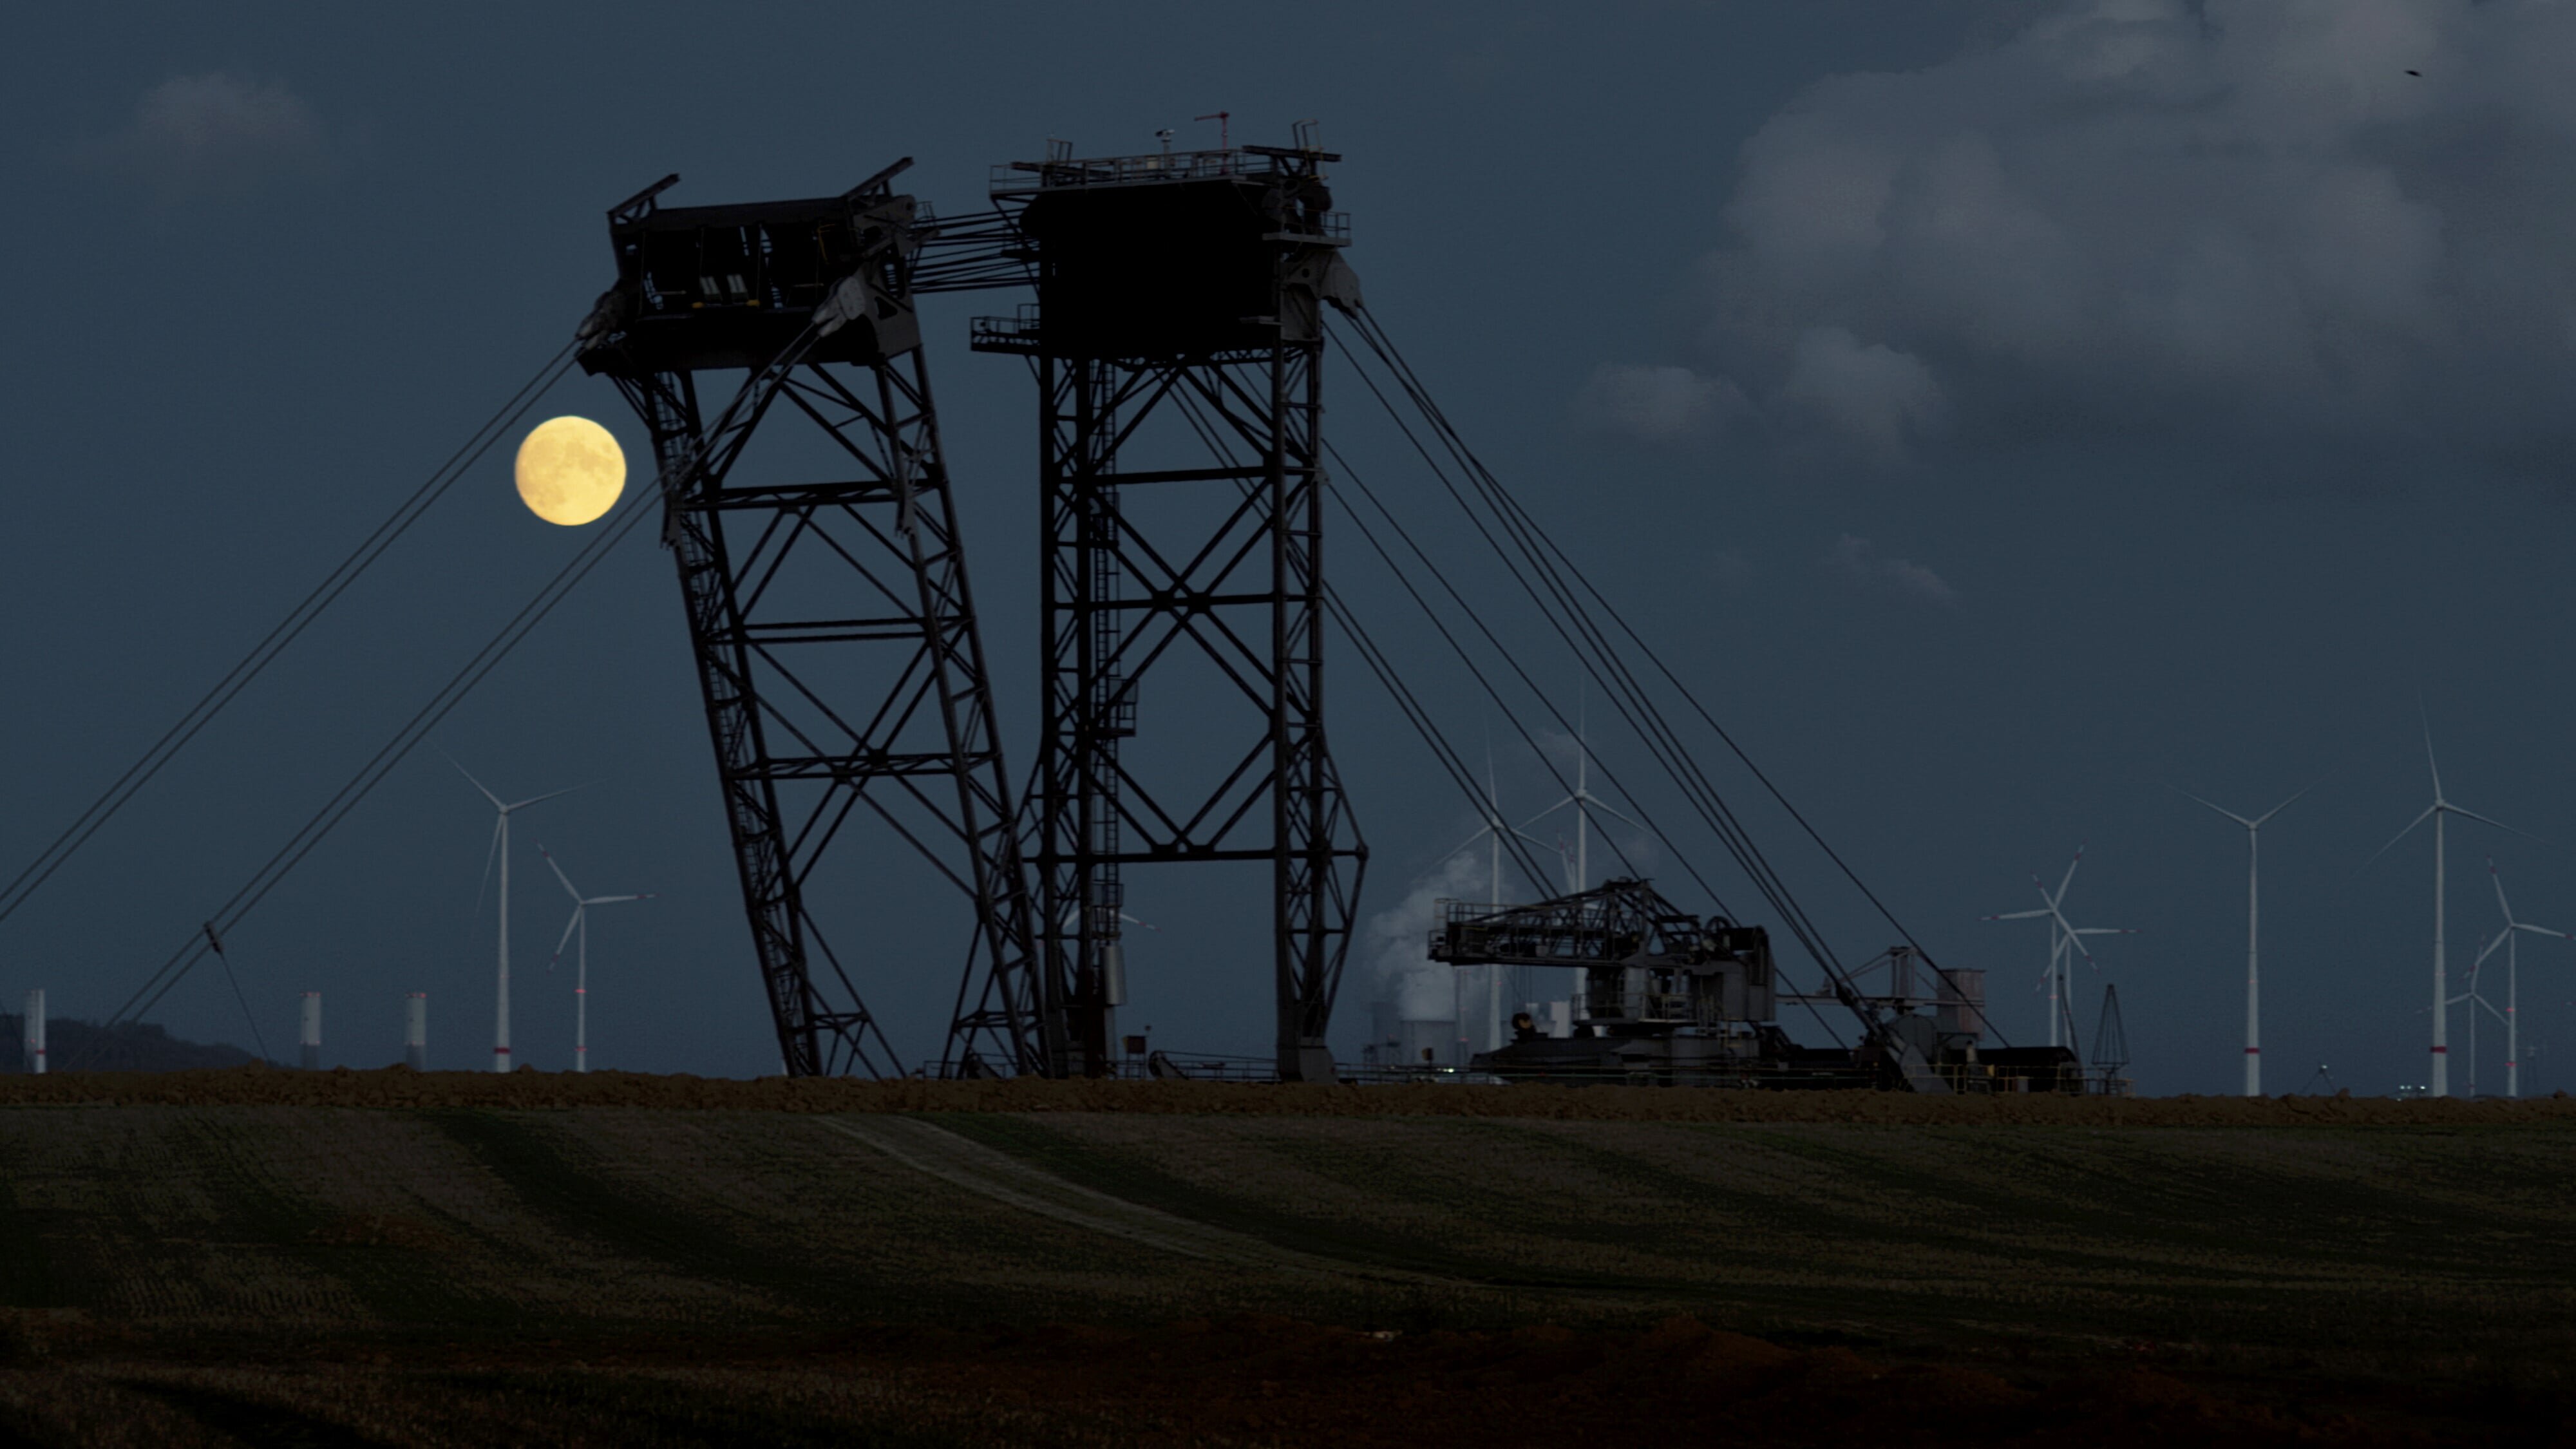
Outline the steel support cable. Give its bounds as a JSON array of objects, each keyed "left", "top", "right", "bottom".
[
  {"left": 1320, "top": 439, "right": 1852, "bottom": 1048},
  {"left": 1517, "top": 491, "right": 1973, "bottom": 1007},
  {"left": 92, "top": 450, "right": 658, "bottom": 1043},
  {"left": 1339, "top": 307, "right": 1993, "bottom": 1043},
  {"left": 1337, "top": 370, "right": 1850, "bottom": 1025},
  {"left": 1327, "top": 317, "right": 1864, "bottom": 1035},
  {"left": 1341, "top": 308, "right": 1887, "bottom": 990},
  {"left": 1321, "top": 442, "right": 1687, "bottom": 898},
  {"left": 1327, "top": 316, "right": 1777, "bottom": 897},
  {"left": 0, "top": 343, "right": 580, "bottom": 934},
  {"left": 1314, "top": 350, "right": 1744, "bottom": 909},
  {"left": 1161, "top": 390, "right": 1562, "bottom": 901},
  {"left": 1166, "top": 381, "right": 1732, "bottom": 957},
  {"left": 1330, "top": 312, "right": 1810, "bottom": 927},
  {"left": 1174, "top": 382, "right": 1855, "bottom": 1045},
  {"left": 1323, "top": 589, "right": 1558, "bottom": 902},
  {"left": 1338, "top": 309, "right": 1832, "bottom": 931},
  {"left": 1160, "top": 388, "right": 1663, "bottom": 1045}
]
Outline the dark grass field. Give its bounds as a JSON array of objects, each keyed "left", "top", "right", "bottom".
[{"left": 2, "top": 1079, "right": 2573, "bottom": 1444}]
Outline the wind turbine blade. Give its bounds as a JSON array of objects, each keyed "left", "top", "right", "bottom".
[
  {"left": 2476, "top": 929, "right": 2509, "bottom": 967},
  {"left": 2357, "top": 805, "right": 2436, "bottom": 874},
  {"left": 1981, "top": 909, "right": 2052, "bottom": 922},
  {"left": 469, "top": 817, "right": 502, "bottom": 928},
  {"left": 540, "top": 846, "right": 581, "bottom": 903},
  {"left": 549, "top": 905, "right": 582, "bottom": 969},
  {"left": 2420, "top": 697, "right": 2443, "bottom": 801},
  {"left": 1517, "top": 798, "right": 1575, "bottom": 831},
  {"left": 2072, "top": 927, "right": 2138, "bottom": 936},
  {"left": 2047, "top": 907, "right": 2096, "bottom": 961},
  {"left": 444, "top": 751, "right": 505, "bottom": 810},
  {"left": 2175, "top": 789, "right": 2255, "bottom": 828},
  {"left": 587, "top": 893, "right": 652, "bottom": 907},
  {"left": 1589, "top": 800, "right": 1645, "bottom": 831},
  {"left": 2491, "top": 858, "right": 2515, "bottom": 926},
  {"left": 2445, "top": 803, "right": 2549, "bottom": 847},
  {"left": 1410, "top": 824, "right": 1499, "bottom": 883},
  {"left": 2056, "top": 846, "right": 2085, "bottom": 902},
  {"left": 507, "top": 782, "right": 591, "bottom": 813},
  {"left": 2249, "top": 782, "right": 2317, "bottom": 828},
  {"left": 2514, "top": 923, "right": 2573, "bottom": 941}
]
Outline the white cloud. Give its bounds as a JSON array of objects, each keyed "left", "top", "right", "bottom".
[
  {"left": 1361, "top": 852, "right": 1483, "bottom": 1023},
  {"left": 84, "top": 73, "right": 336, "bottom": 200},
  {"left": 1574, "top": 363, "right": 1745, "bottom": 444},
  {"left": 1774, "top": 327, "right": 1946, "bottom": 466},
  {"left": 1638, "top": 0, "right": 2576, "bottom": 473},
  {"left": 1829, "top": 535, "right": 1958, "bottom": 607}
]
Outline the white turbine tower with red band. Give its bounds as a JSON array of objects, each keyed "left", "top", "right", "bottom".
[
  {"left": 449, "top": 756, "right": 579, "bottom": 1074},
  {"left": 540, "top": 846, "right": 652, "bottom": 1074},
  {"left": 2360, "top": 714, "right": 2537, "bottom": 1098},
  {"left": 2179, "top": 786, "right": 2310, "bottom": 1097},
  {"left": 2473, "top": 859, "right": 2566, "bottom": 1099}
]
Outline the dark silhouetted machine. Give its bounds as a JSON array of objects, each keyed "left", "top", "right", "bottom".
[{"left": 1432, "top": 879, "right": 2096, "bottom": 1092}]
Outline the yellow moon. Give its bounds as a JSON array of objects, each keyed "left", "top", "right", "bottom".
[{"left": 514, "top": 416, "right": 626, "bottom": 526}]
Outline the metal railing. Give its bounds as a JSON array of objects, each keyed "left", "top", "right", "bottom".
[
  {"left": 993, "top": 149, "right": 1267, "bottom": 192},
  {"left": 969, "top": 312, "right": 1043, "bottom": 354}
]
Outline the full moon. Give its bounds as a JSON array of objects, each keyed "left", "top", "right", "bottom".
[{"left": 515, "top": 416, "right": 626, "bottom": 526}]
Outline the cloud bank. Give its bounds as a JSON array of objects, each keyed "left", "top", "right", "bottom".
[
  {"left": 84, "top": 73, "right": 336, "bottom": 200},
  {"left": 1828, "top": 535, "right": 1959, "bottom": 606},
  {"left": 1592, "top": 0, "right": 2576, "bottom": 473}
]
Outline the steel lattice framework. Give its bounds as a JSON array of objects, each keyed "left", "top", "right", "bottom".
[
  {"left": 580, "top": 166, "right": 1045, "bottom": 1077},
  {"left": 972, "top": 142, "right": 1368, "bottom": 1079}
]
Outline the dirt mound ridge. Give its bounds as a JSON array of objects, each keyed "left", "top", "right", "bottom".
[{"left": 2, "top": 1065, "right": 2569, "bottom": 1124}]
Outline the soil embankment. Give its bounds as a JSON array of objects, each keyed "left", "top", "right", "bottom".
[{"left": 1, "top": 1063, "right": 2565, "bottom": 1124}]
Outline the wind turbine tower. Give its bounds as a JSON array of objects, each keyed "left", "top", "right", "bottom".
[
  {"left": 541, "top": 846, "right": 654, "bottom": 1073},
  {"left": 2362, "top": 717, "right": 2534, "bottom": 1098},
  {"left": 2476, "top": 860, "right": 2566, "bottom": 1099},
  {"left": 1521, "top": 701, "right": 1636, "bottom": 895},
  {"left": 450, "top": 758, "right": 578, "bottom": 1074},
  {"left": 1425, "top": 740, "right": 1550, "bottom": 1052},
  {"left": 2181, "top": 786, "right": 2309, "bottom": 1097},
  {"left": 1983, "top": 847, "right": 2136, "bottom": 1050}
]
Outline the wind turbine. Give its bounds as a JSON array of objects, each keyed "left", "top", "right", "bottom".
[
  {"left": 450, "top": 757, "right": 579, "bottom": 1074},
  {"left": 540, "top": 847, "right": 654, "bottom": 1074},
  {"left": 1982, "top": 847, "right": 2136, "bottom": 1050},
  {"left": 2471, "top": 859, "right": 2566, "bottom": 1099},
  {"left": 2179, "top": 785, "right": 2311, "bottom": 1097},
  {"left": 1419, "top": 739, "right": 1551, "bottom": 909},
  {"left": 1520, "top": 699, "right": 1636, "bottom": 895},
  {"left": 2359, "top": 715, "right": 2536, "bottom": 1098},
  {"left": 1418, "top": 739, "right": 1552, "bottom": 1054},
  {"left": 2447, "top": 963, "right": 2505, "bottom": 1098}
]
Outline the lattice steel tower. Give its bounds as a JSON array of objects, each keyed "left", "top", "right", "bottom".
[
  {"left": 577, "top": 163, "right": 1046, "bottom": 1077},
  {"left": 971, "top": 138, "right": 1369, "bottom": 1081}
]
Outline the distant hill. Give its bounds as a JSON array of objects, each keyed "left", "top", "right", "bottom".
[{"left": 0, "top": 1014, "right": 270, "bottom": 1073}]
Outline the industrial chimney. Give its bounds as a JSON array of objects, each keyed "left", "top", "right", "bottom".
[
  {"left": 299, "top": 992, "right": 322, "bottom": 1070},
  {"left": 404, "top": 992, "right": 428, "bottom": 1072}
]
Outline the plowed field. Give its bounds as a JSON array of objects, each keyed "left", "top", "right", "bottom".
[{"left": 0, "top": 1072, "right": 2568, "bottom": 1444}]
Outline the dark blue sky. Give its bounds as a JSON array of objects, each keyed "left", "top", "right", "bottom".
[{"left": 6, "top": 1, "right": 2572, "bottom": 1094}]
